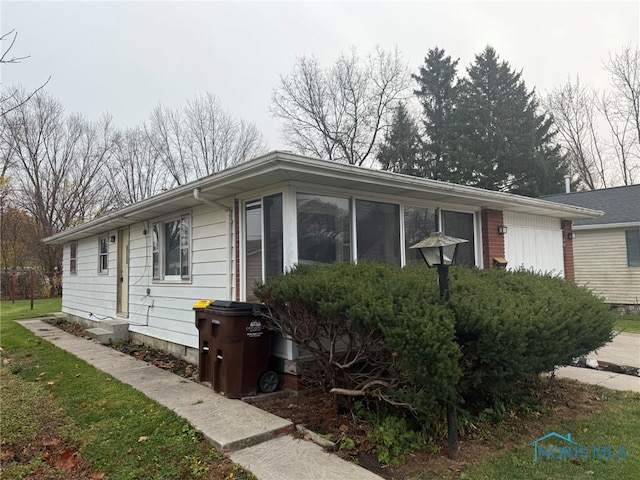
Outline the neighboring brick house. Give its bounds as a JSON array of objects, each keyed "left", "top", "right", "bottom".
[
  {"left": 543, "top": 185, "right": 640, "bottom": 307},
  {"left": 44, "top": 151, "right": 599, "bottom": 385}
]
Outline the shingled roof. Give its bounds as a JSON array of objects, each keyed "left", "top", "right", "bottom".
[{"left": 543, "top": 184, "right": 640, "bottom": 227}]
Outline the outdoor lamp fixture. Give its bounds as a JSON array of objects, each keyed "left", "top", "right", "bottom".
[
  {"left": 409, "top": 231, "right": 468, "bottom": 301},
  {"left": 409, "top": 231, "right": 468, "bottom": 461},
  {"left": 567, "top": 232, "right": 576, "bottom": 240},
  {"left": 497, "top": 225, "right": 508, "bottom": 235}
]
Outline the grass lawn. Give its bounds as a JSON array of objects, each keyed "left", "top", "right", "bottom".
[
  {"left": 1, "top": 299, "right": 256, "bottom": 480},
  {"left": 456, "top": 387, "right": 640, "bottom": 480},
  {"left": 614, "top": 312, "right": 640, "bottom": 334}
]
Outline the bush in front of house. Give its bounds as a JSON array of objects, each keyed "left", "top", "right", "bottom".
[
  {"left": 255, "top": 262, "right": 461, "bottom": 413},
  {"left": 448, "top": 267, "right": 616, "bottom": 410},
  {"left": 256, "top": 263, "right": 615, "bottom": 416}
]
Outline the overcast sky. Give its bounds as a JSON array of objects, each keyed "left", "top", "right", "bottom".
[{"left": 2, "top": 1, "right": 638, "bottom": 150}]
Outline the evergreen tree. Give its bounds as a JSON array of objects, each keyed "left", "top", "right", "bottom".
[
  {"left": 376, "top": 103, "right": 421, "bottom": 175},
  {"left": 453, "top": 46, "right": 567, "bottom": 196},
  {"left": 412, "top": 48, "right": 461, "bottom": 181}
]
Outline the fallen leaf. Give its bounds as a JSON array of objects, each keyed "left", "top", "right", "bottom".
[
  {"left": 1, "top": 450, "right": 15, "bottom": 461},
  {"left": 91, "top": 472, "right": 106, "bottom": 479},
  {"left": 75, "top": 373, "right": 81, "bottom": 377},
  {"left": 138, "top": 436, "right": 149, "bottom": 442},
  {"left": 47, "top": 381, "right": 55, "bottom": 386},
  {"left": 55, "top": 448, "right": 78, "bottom": 472}
]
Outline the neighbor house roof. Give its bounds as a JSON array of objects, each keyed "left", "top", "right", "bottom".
[
  {"left": 44, "top": 151, "right": 603, "bottom": 244},
  {"left": 543, "top": 184, "right": 640, "bottom": 229}
]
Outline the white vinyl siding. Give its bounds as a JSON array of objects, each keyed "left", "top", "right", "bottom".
[
  {"left": 503, "top": 211, "right": 564, "bottom": 276},
  {"left": 62, "top": 203, "right": 232, "bottom": 350},
  {"left": 574, "top": 228, "right": 640, "bottom": 304}
]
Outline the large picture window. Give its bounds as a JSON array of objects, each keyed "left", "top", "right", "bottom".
[
  {"left": 356, "top": 200, "right": 400, "bottom": 265},
  {"left": 404, "top": 206, "right": 437, "bottom": 265},
  {"left": 152, "top": 214, "right": 191, "bottom": 281},
  {"left": 98, "top": 237, "right": 108, "bottom": 273},
  {"left": 626, "top": 229, "right": 640, "bottom": 267},
  {"left": 244, "top": 194, "right": 283, "bottom": 301},
  {"left": 441, "top": 210, "right": 475, "bottom": 266},
  {"left": 297, "top": 193, "right": 351, "bottom": 265}
]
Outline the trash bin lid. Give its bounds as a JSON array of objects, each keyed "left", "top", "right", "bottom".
[
  {"left": 205, "top": 300, "right": 264, "bottom": 313},
  {"left": 193, "top": 299, "right": 214, "bottom": 310}
]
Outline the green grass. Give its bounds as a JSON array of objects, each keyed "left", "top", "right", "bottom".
[
  {"left": 1, "top": 299, "right": 256, "bottom": 480},
  {"left": 614, "top": 313, "right": 640, "bottom": 334},
  {"left": 456, "top": 389, "right": 640, "bottom": 480}
]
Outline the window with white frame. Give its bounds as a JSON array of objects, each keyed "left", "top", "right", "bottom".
[
  {"left": 404, "top": 206, "right": 437, "bottom": 265},
  {"left": 152, "top": 214, "right": 191, "bottom": 281},
  {"left": 441, "top": 210, "right": 476, "bottom": 266},
  {"left": 244, "top": 194, "right": 283, "bottom": 301},
  {"left": 70, "top": 242, "right": 78, "bottom": 274},
  {"left": 297, "top": 193, "right": 351, "bottom": 265},
  {"left": 98, "top": 237, "right": 108, "bottom": 273},
  {"left": 356, "top": 199, "right": 401, "bottom": 265}
]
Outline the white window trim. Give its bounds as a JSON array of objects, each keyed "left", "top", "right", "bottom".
[
  {"left": 152, "top": 212, "right": 192, "bottom": 283},
  {"left": 98, "top": 236, "right": 109, "bottom": 274},
  {"left": 70, "top": 242, "right": 78, "bottom": 275}
]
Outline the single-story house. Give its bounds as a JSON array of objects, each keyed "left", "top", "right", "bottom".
[
  {"left": 43, "top": 151, "right": 601, "bottom": 387},
  {"left": 543, "top": 184, "right": 640, "bottom": 308}
]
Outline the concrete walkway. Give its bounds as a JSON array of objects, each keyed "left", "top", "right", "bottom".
[
  {"left": 17, "top": 318, "right": 384, "bottom": 480},
  {"left": 554, "top": 332, "right": 640, "bottom": 393}
]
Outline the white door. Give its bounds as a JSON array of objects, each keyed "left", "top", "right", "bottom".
[{"left": 117, "top": 228, "right": 130, "bottom": 316}]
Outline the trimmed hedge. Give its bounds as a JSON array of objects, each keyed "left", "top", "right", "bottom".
[
  {"left": 449, "top": 267, "right": 615, "bottom": 407},
  {"left": 256, "top": 263, "right": 615, "bottom": 413},
  {"left": 256, "top": 262, "right": 461, "bottom": 412}
]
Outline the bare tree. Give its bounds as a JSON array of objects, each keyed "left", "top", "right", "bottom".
[
  {"left": 601, "top": 45, "right": 640, "bottom": 185},
  {"left": 146, "top": 93, "right": 267, "bottom": 186},
  {"left": 1, "top": 29, "right": 50, "bottom": 117},
  {"left": 545, "top": 77, "right": 609, "bottom": 189},
  {"left": 1, "top": 88, "right": 114, "bottom": 272},
  {"left": 271, "top": 47, "right": 411, "bottom": 166},
  {"left": 109, "top": 126, "right": 167, "bottom": 205}
]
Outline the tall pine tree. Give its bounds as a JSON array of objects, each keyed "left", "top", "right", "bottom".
[
  {"left": 376, "top": 102, "right": 421, "bottom": 175},
  {"left": 414, "top": 46, "right": 567, "bottom": 196},
  {"left": 413, "top": 48, "right": 461, "bottom": 181}
]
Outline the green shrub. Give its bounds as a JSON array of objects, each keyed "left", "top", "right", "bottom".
[
  {"left": 255, "top": 262, "right": 460, "bottom": 413},
  {"left": 449, "top": 267, "right": 615, "bottom": 409},
  {"left": 257, "top": 262, "right": 614, "bottom": 419}
]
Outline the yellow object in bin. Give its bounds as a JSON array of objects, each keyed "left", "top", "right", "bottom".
[{"left": 193, "top": 299, "right": 214, "bottom": 310}]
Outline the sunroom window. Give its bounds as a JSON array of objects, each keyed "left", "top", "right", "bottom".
[
  {"left": 244, "top": 194, "right": 283, "bottom": 301},
  {"left": 297, "top": 193, "right": 351, "bottom": 265},
  {"left": 404, "top": 206, "right": 437, "bottom": 265},
  {"left": 441, "top": 210, "right": 475, "bottom": 266},
  {"left": 356, "top": 199, "right": 400, "bottom": 265}
]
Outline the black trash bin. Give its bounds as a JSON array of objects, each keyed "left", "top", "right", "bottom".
[
  {"left": 205, "top": 301, "right": 277, "bottom": 399},
  {"left": 194, "top": 300, "right": 215, "bottom": 384}
]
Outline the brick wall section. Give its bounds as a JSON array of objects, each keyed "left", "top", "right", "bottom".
[
  {"left": 234, "top": 200, "right": 240, "bottom": 301},
  {"left": 481, "top": 208, "right": 505, "bottom": 269},
  {"left": 561, "top": 219, "right": 575, "bottom": 282}
]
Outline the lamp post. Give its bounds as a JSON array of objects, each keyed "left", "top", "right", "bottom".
[{"left": 410, "top": 231, "right": 468, "bottom": 461}]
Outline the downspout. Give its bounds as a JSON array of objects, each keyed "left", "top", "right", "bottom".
[{"left": 193, "top": 188, "right": 233, "bottom": 300}]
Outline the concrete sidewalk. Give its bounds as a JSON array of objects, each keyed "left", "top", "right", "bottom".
[
  {"left": 18, "top": 318, "right": 384, "bottom": 480},
  {"left": 554, "top": 332, "right": 640, "bottom": 393}
]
